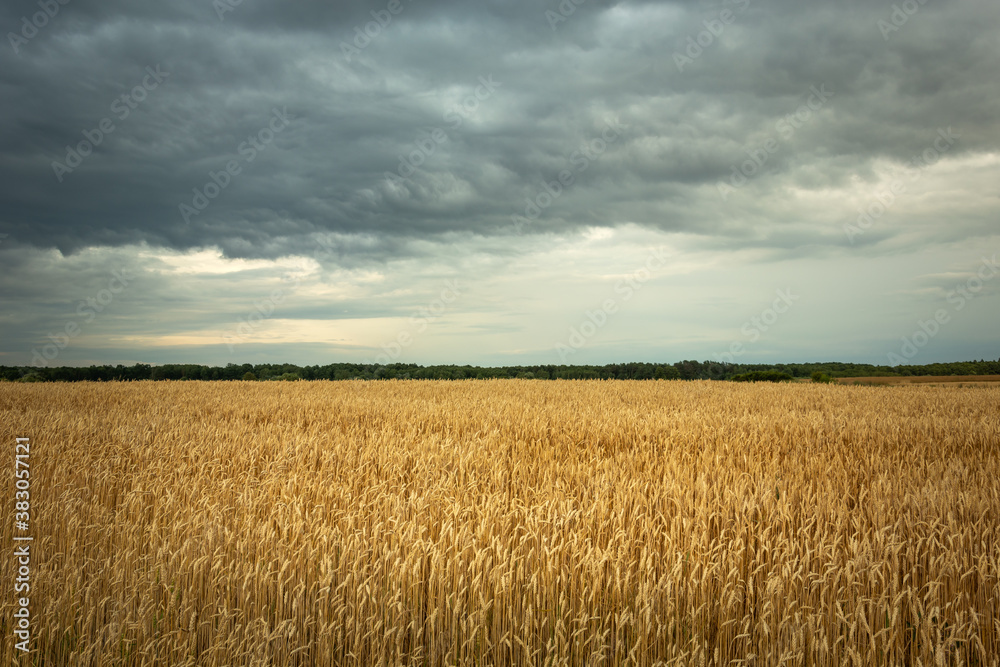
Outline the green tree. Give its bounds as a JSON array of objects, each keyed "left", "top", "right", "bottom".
[
  {"left": 731, "top": 370, "right": 794, "bottom": 383},
  {"left": 810, "top": 371, "right": 834, "bottom": 384}
]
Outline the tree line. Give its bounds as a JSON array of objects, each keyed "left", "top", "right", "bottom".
[{"left": 2, "top": 358, "right": 999, "bottom": 382}]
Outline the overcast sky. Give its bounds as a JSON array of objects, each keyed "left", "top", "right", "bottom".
[{"left": 1, "top": 0, "right": 997, "bottom": 369}]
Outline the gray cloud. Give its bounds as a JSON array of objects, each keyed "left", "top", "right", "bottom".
[
  {"left": 1, "top": 0, "right": 996, "bottom": 260},
  {"left": 1, "top": 0, "right": 998, "bottom": 366}
]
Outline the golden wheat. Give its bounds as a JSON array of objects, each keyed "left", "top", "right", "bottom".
[{"left": 1, "top": 380, "right": 998, "bottom": 666}]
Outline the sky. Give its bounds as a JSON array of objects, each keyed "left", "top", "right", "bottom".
[{"left": 0, "top": 0, "right": 998, "bottom": 369}]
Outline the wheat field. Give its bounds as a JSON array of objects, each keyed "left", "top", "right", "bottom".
[{"left": 1, "top": 380, "right": 998, "bottom": 666}]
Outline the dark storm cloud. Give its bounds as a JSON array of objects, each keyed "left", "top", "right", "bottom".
[{"left": 0, "top": 0, "right": 998, "bottom": 261}]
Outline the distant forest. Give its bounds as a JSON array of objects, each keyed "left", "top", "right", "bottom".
[{"left": 3, "top": 358, "right": 1000, "bottom": 382}]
